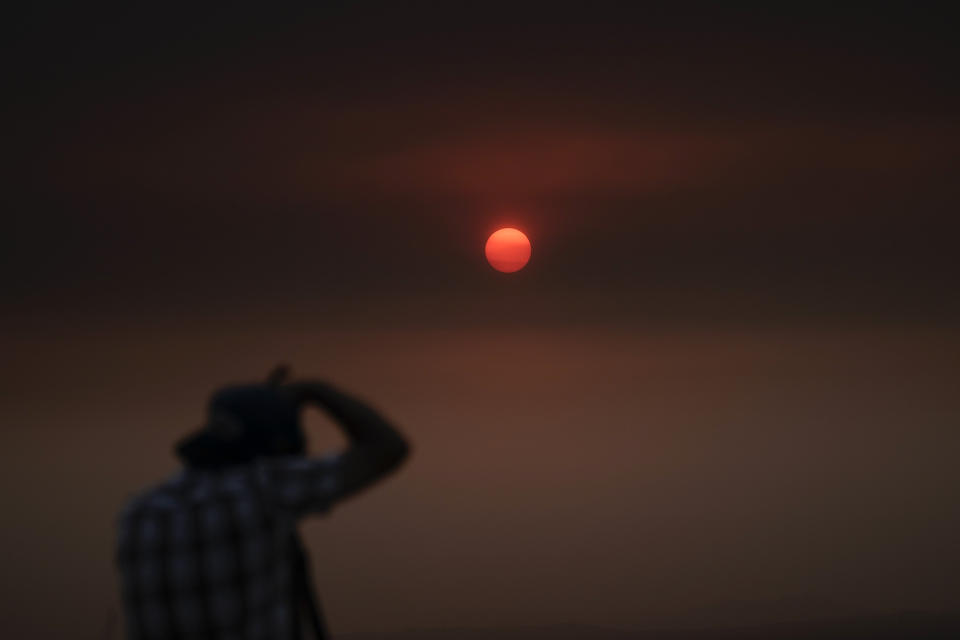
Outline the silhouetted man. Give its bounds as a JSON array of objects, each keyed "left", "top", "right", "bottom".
[{"left": 115, "top": 366, "right": 410, "bottom": 639}]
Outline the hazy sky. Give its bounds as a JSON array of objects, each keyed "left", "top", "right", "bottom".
[{"left": 2, "top": 4, "right": 959, "bottom": 638}]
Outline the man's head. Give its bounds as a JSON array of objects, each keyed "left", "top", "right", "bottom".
[{"left": 175, "top": 365, "right": 306, "bottom": 468}]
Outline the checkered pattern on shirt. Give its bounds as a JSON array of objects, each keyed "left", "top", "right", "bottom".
[{"left": 116, "top": 455, "right": 341, "bottom": 640}]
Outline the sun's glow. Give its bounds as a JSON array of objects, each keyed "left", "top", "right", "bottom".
[{"left": 485, "top": 228, "right": 531, "bottom": 273}]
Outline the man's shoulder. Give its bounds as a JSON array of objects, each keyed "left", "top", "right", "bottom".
[
  {"left": 256, "top": 452, "right": 342, "bottom": 475},
  {"left": 118, "top": 465, "right": 273, "bottom": 516},
  {"left": 116, "top": 456, "right": 341, "bottom": 525},
  {"left": 117, "top": 472, "right": 186, "bottom": 521}
]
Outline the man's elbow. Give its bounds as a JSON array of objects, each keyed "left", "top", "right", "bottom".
[{"left": 385, "top": 433, "right": 411, "bottom": 471}]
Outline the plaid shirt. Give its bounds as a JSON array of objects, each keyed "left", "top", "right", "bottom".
[{"left": 116, "top": 455, "right": 342, "bottom": 640}]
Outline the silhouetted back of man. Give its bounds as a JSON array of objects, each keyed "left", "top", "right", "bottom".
[{"left": 115, "top": 366, "right": 410, "bottom": 639}]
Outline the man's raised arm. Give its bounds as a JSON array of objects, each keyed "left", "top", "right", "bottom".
[{"left": 286, "top": 381, "right": 411, "bottom": 500}]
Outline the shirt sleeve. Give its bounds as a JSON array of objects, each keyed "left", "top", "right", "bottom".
[{"left": 255, "top": 453, "right": 344, "bottom": 518}]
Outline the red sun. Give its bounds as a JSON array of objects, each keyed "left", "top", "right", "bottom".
[{"left": 485, "top": 228, "right": 531, "bottom": 273}]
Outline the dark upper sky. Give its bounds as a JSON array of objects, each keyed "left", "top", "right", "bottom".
[
  {"left": 2, "top": 4, "right": 959, "bottom": 638},
  {"left": 5, "top": 3, "right": 958, "bottom": 328}
]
